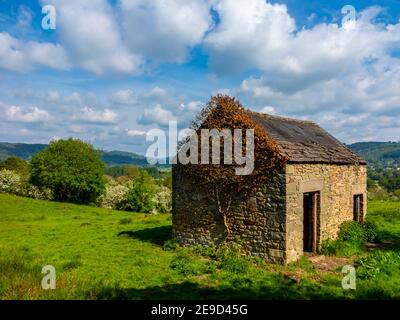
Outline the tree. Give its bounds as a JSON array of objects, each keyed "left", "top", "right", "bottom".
[
  {"left": 178, "top": 95, "right": 287, "bottom": 242},
  {"left": 126, "top": 170, "right": 156, "bottom": 213},
  {"left": 30, "top": 139, "right": 105, "bottom": 204},
  {"left": 0, "top": 156, "right": 30, "bottom": 178}
]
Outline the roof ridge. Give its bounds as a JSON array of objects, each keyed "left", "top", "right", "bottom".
[{"left": 246, "top": 109, "right": 317, "bottom": 125}]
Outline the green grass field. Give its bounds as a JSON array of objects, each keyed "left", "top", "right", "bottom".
[{"left": 0, "top": 193, "right": 399, "bottom": 300}]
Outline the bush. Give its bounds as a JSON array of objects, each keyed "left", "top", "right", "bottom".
[
  {"left": 154, "top": 185, "right": 172, "bottom": 213},
  {"left": 355, "top": 251, "right": 400, "bottom": 279},
  {"left": 0, "top": 169, "right": 21, "bottom": 194},
  {"left": 0, "top": 157, "right": 30, "bottom": 178},
  {"left": 368, "top": 186, "right": 391, "bottom": 201},
  {"left": 337, "top": 221, "right": 366, "bottom": 243},
  {"left": 321, "top": 221, "right": 380, "bottom": 256},
  {"left": 30, "top": 139, "right": 105, "bottom": 204},
  {"left": 99, "top": 183, "right": 129, "bottom": 210},
  {"left": 363, "top": 221, "right": 380, "bottom": 242},
  {"left": 215, "top": 243, "right": 250, "bottom": 274},
  {"left": 126, "top": 171, "right": 156, "bottom": 213},
  {"left": 20, "top": 183, "right": 53, "bottom": 200}
]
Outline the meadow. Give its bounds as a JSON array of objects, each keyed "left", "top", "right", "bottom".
[{"left": 0, "top": 193, "right": 399, "bottom": 300}]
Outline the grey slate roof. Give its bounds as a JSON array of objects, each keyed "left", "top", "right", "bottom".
[{"left": 247, "top": 111, "right": 367, "bottom": 165}]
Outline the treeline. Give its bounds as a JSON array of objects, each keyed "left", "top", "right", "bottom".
[
  {"left": 349, "top": 142, "right": 400, "bottom": 200},
  {"left": 368, "top": 166, "right": 400, "bottom": 200},
  {"left": 0, "top": 139, "right": 171, "bottom": 214}
]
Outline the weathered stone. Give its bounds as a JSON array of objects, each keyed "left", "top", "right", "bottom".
[{"left": 172, "top": 162, "right": 367, "bottom": 265}]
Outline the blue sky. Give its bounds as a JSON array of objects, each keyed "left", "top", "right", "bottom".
[{"left": 0, "top": 0, "right": 400, "bottom": 155}]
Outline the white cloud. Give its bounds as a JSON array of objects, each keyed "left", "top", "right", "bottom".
[
  {"left": 138, "top": 104, "right": 177, "bottom": 126},
  {"left": 206, "top": 1, "right": 400, "bottom": 91},
  {"left": 260, "top": 106, "right": 276, "bottom": 114},
  {"left": 0, "top": 32, "right": 70, "bottom": 72},
  {"left": 46, "top": 91, "right": 61, "bottom": 103},
  {"left": 110, "top": 89, "right": 136, "bottom": 105},
  {"left": 126, "top": 129, "right": 146, "bottom": 136},
  {"left": 74, "top": 107, "right": 118, "bottom": 124},
  {"left": 205, "top": 0, "right": 295, "bottom": 75},
  {"left": 41, "top": 0, "right": 142, "bottom": 75},
  {"left": 119, "top": 0, "right": 212, "bottom": 63},
  {"left": 5, "top": 106, "right": 51, "bottom": 123}
]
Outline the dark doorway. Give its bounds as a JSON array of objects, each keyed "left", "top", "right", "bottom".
[
  {"left": 303, "top": 192, "right": 320, "bottom": 253},
  {"left": 353, "top": 194, "right": 364, "bottom": 223}
]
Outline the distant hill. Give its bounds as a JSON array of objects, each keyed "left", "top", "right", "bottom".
[
  {"left": 348, "top": 142, "right": 400, "bottom": 167},
  {"left": 1, "top": 141, "right": 399, "bottom": 168},
  {"left": 0, "top": 142, "right": 152, "bottom": 167},
  {"left": 0, "top": 143, "right": 47, "bottom": 161}
]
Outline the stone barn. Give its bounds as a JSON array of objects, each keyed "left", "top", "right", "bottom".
[{"left": 172, "top": 109, "right": 367, "bottom": 264}]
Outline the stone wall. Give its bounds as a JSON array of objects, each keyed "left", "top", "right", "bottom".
[
  {"left": 285, "top": 163, "right": 367, "bottom": 263},
  {"left": 172, "top": 164, "right": 287, "bottom": 264},
  {"left": 172, "top": 163, "right": 367, "bottom": 265}
]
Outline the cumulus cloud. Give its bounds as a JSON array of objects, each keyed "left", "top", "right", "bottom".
[
  {"left": 0, "top": 32, "right": 70, "bottom": 72},
  {"left": 260, "top": 106, "right": 276, "bottom": 114},
  {"left": 40, "top": 0, "right": 142, "bottom": 75},
  {"left": 5, "top": 106, "right": 51, "bottom": 123},
  {"left": 135, "top": 87, "right": 203, "bottom": 128},
  {"left": 206, "top": 1, "right": 400, "bottom": 90},
  {"left": 126, "top": 129, "right": 147, "bottom": 137},
  {"left": 138, "top": 104, "right": 177, "bottom": 127},
  {"left": 74, "top": 107, "right": 118, "bottom": 124},
  {"left": 119, "top": 0, "right": 212, "bottom": 63},
  {"left": 46, "top": 91, "right": 61, "bottom": 103},
  {"left": 110, "top": 89, "right": 136, "bottom": 105}
]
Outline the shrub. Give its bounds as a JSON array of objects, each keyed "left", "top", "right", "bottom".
[
  {"left": 21, "top": 183, "right": 52, "bottom": 200},
  {"left": 321, "top": 221, "right": 380, "bottom": 256},
  {"left": 337, "top": 221, "right": 366, "bottom": 243},
  {"left": 154, "top": 185, "right": 172, "bottom": 213},
  {"left": 126, "top": 171, "right": 156, "bottom": 213},
  {"left": 0, "top": 157, "right": 30, "bottom": 178},
  {"left": 99, "top": 183, "right": 129, "bottom": 210},
  {"left": 30, "top": 139, "right": 105, "bottom": 204},
  {"left": 355, "top": 251, "right": 400, "bottom": 279},
  {"left": 212, "top": 243, "right": 250, "bottom": 274},
  {"left": 0, "top": 169, "right": 21, "bottom": 194},
  {"left": 363, "top": 221, "right": 379, "bottom": 242}
]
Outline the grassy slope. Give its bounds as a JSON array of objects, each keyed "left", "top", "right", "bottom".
[{"left": 0, "top": 194, "right": 399, "bottom": 300}]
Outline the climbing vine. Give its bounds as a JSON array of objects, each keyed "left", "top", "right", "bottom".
[{"left": 178, "top": 95, "right": 288, "bottom": 241}]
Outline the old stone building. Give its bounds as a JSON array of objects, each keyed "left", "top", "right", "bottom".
[{"left": 172, "top": 111, "right": 367, "bottom": 264}]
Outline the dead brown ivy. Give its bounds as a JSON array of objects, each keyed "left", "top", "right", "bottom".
[{"left": 177, "top": 95, "right": 288, "bottom": 242}]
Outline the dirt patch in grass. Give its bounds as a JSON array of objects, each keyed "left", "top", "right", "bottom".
[
  {"left": 364, "top": 241, "right": 392, "bottom": 251},
  {"left": 307, "top": 254, "right": 353, "bottom": 273}
]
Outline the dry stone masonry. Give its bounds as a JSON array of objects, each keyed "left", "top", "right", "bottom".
[{"left": 172, "top": 112, "right": 367, "bottom": 264}]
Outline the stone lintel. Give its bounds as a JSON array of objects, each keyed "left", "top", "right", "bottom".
[
  {"left": 299, "top": 179, "right": 324, "bottom": 193},
  {"left": 352, "top": 184, "right": 365, "bottom": 195}
]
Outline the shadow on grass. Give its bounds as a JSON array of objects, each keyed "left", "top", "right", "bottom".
[
  {"left": 92, "top": 280, "right": 395, "bottom": 300},
  {"left": 378, "top": 230, "right": 400, "bottom": 251},
  {"left": 94, "top": 281, "right": 291, "bottom": 300},
  {"left": 118, "top": 226, "right": 172, "bottom": 246}
]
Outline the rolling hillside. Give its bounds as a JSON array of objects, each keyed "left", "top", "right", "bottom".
[
  {"left": 0, "top": 142, "right": 150, "bottom": 167},
  {"left": 1, "top": 141, "right": 399, "bottom": 168},
  {"left": 349, "top": 142, "right": 400, "bottom": 167}
]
